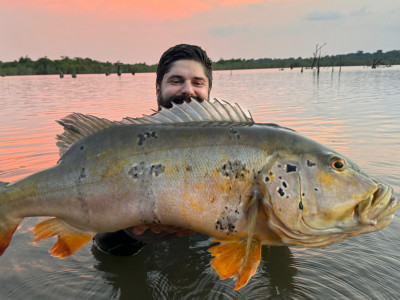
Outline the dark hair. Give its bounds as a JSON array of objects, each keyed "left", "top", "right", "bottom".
[{"left": 156, "top": 44, "right": 213, "bottom": 89}]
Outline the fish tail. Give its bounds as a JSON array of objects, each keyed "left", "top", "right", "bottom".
[{"left": 0, "top": 181, "right": 21, "bottom": 256}]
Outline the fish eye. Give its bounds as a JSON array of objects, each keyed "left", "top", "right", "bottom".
[{"left": 330, "top": 157, "right": 346, "bottom": 171}]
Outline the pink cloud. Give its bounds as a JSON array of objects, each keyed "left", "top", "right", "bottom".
[{"left": 0, "top": 0, "right": 274, "bottom": 21}]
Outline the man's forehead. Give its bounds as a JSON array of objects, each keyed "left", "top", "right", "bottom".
[{"left": 166, "top": 59, "right": 207, "bottom": 78}]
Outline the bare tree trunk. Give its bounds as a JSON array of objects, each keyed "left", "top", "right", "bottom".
[{"left": 311, "top": 43, "right": 326, "bottom": 74}]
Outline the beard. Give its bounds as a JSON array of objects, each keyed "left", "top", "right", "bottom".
[{"left": 158, "top": 94, "right": 206, "bottom": 109}]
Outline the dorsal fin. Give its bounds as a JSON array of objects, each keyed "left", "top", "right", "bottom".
[
  {"left": 56, "top": 99, "right": 254, "bottom": 156},
  {"left": 56, "top": 113, "right": 116, "bottom": 156},
  {"left": 121, "top": 98, "right": 254, "bottom": 125}
]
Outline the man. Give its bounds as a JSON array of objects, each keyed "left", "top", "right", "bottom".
[
  {"left": 156, "top": 43, "right": 212, "bottom": 110},
  {"left": 93, "top": 44, "right": 213, "bottom": 255}
]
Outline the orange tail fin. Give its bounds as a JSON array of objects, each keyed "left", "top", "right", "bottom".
[
  {"left": 33, "top": 218, "right": 95, "bottom": 258},
  {"left": 208, "top": 238, "right": 262, "bottom": 290},
  {"left": 0, "top": 223, "right": 19, "bottom": 256},
  {"left": 0, "top": 181, "right": 21, "bottom": 256}
]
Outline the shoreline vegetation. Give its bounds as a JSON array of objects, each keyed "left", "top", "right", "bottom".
[{"left": 0, "top": 49, "right": 399, "bottom": 77}]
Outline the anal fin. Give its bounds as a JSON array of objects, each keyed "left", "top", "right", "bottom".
[{"left": 33, "top": 218, "right": 95, "bottom": 258}]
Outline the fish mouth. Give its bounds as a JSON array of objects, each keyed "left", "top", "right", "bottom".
[{"left": 355, "top": 185, "right": 399, "bottom": 228}]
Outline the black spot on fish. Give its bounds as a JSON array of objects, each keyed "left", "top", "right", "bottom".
[
  {"left": 137, "top": 131, "right": 157, "bottom": 146},
  {"left": 80, "top": 145, "right": 85, "bottom": 150},
  {"left": 278, "top": 188, "right": 285, "bottom": 197},
  {"left": 128, "top": 162, "right": 146, "bottom": 178},
  {"left": 299, "top": 201, "right": 304, "bottom": 210},
  {"left": 129, "top": 162, "right": 164, "bottom": 179},
  {"left": 80, "top": 167, "right": 86, "bottom": 179},
  {"left": 279, "top": 176, "right": 282, "bottom": 180},
  {"left": 219, "top": 160, "right": 248, "bottom": 179},
  {"left": 75, "top": 167, "right": 89, "bottom": 221},
  {"left": 216, "top": 208, "right": 238, "bottom": 234},
  {"left": 286, "top": 164, "right": 297, "bottom": 173},
  {"left": 216, "top": 220, "right": 223, "bottom": 230},
  {"left": 314, "top": 188, "right": 319, "bottom": 191},
  {"left": 185, "top": 166, "right": 193, "bottom": 172},
  {"left": 282, "top": 181, "right": 287, "bottom": 188},
  {"left": 302, "top": 193, "right": 305, "bottom": 197},
  {"left": 265, "top": 176, "right": 270, "bottom": 182},
  {"left": 138, "top": 134, "right": 145, "bottom": 146},
  {"left": 153, "top": 216, "right": 161, "bottom": 224},
  {"left": 150, "top": 164, "right": 165, "bottom": 177},
  {"left": 307, "top": 160, "right": 316, "bottom": 167},
  {"left": 229, "top": 127, "right": 240, "bottom": 139}
]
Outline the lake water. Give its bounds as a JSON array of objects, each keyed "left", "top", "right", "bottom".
[{"left": 0, "top": 67, "right": 399, "bottom": 299}]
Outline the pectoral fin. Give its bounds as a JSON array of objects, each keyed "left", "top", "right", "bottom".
[
  {"left": 33, "top": 218, "right": 95, "bottom": 258},
  {"left": 208, "top": 238, "right": 262, "bottom": 290},
  {"left": 208, "top": 189, "right": 262, "bottom": 290}
]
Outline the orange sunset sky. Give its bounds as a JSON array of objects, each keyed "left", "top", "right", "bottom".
[{"left": 0, "top": 0, "right": 399, "bottom": 64}]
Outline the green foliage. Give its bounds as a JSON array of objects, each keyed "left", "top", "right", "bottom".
[
  {"left": 0, "top": 56, "right": 157, "bottom": 76},
  {"left": 213, "top": 50, "right": 400, "bottom": 70},
  {"left": 0, "top": 50, "right": 399, "bottom": 76}
]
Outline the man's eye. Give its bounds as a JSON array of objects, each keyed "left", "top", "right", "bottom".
[
  {"left": 170, "top": 79, "right": 181, "bottom": 84},
  {"left": 193, "top": 81, "right": 205, "bottom": 86}
]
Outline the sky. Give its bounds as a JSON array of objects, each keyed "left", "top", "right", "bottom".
[{"left": 0, "top": 0, "right": 399, "bottom": 64}]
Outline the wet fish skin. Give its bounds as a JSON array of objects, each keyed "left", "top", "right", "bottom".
[
  {"left": 2, "top": 124, "right": 274, "bottom": 234},
  {"left": 0, "top": 99, "right": 398, "bottom": 290}
]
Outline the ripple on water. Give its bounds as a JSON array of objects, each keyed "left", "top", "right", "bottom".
[{"left": 1, "top": 69, "right": 399, "bottom": 299}]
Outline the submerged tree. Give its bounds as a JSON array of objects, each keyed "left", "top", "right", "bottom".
[{"left": 310, "top": 43, "right": 326, "bottom": 74}]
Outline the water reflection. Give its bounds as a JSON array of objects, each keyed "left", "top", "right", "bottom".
[
  {"left": 1, "top": 67, "right": 400, "bottom": 299},
  {"left": 92, "top": 246, "right": 150, "bottom": 299},
  {"left": 91, "top": 234, "right": 216, "bottom": 299},
  {"left": 92, "top": 236, "right": 300, "bottom": 299},
  {"left": 260, "top": 247, "right": 298, "bottom": 298}
]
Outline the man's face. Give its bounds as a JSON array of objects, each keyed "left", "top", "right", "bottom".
[{"left": 156, "top": 59, "right": 210, "bottom": 109}]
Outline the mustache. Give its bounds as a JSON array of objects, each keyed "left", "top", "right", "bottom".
[{"left": 162, "top": 95, "right": 206, "bottom": 109}]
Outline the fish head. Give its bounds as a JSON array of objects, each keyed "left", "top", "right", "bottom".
[{"left": 261, "top": 148, "right": 399, "bottom": 247}]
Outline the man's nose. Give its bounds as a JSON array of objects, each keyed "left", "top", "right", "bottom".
[{"left": 181, "top": 81, "right": 195, "bottom": 96}]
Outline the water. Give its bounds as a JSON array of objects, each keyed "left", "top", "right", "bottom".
[{"left": 0, "top": 67, "right": 399, "bottom": 299}]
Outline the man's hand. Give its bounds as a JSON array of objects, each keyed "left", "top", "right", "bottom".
[{"left": 124, "top": 225, "right": 196, "bottom": 243}]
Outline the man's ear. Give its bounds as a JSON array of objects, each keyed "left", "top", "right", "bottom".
[
  {"left": 156, "top": 83, "right": 161, "bottom": 97},
  {"left": 156, "top": 83, "right": 162, "bottom": 110}
]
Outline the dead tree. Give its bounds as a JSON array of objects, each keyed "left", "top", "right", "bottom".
[
  {"left": 372, "top": 58, "right": 382, "bottom": 69},
  {"left": 310, "top": 43, "right": 326, "bottom": 75}
]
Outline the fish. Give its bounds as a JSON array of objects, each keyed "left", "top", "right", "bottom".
[{"left": 0, "top": 99, "right": 398, "bottom": 290}]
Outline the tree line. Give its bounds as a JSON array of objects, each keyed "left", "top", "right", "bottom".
[{"left": 0, "top": 50, "right": 398, "bottom": 76}]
